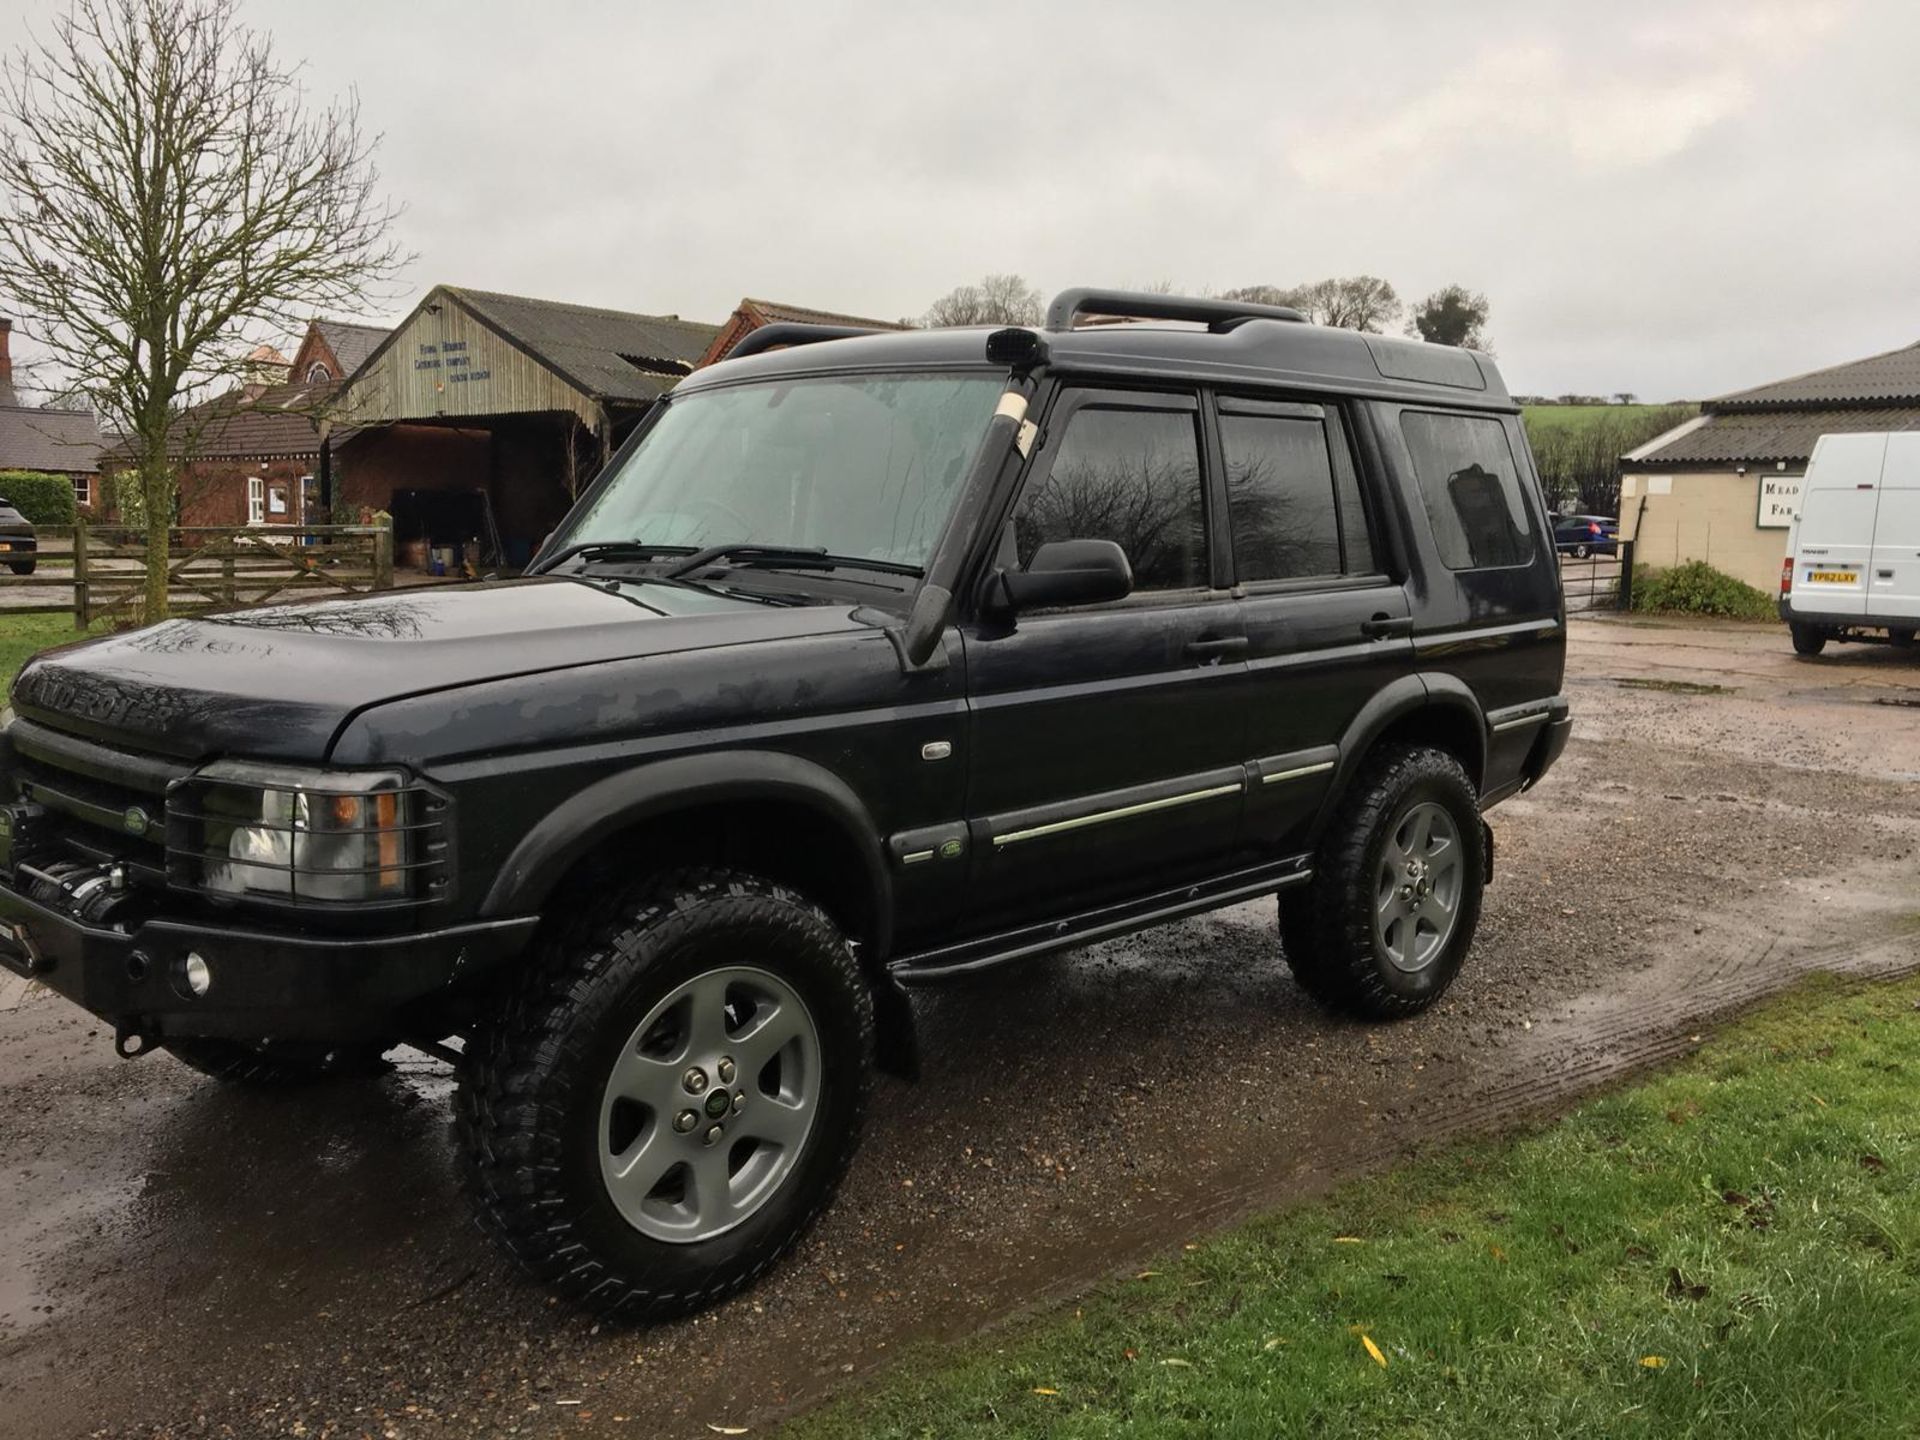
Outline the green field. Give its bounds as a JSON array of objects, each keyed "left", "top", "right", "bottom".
[
  {"left": 793, "top": 974, "right": 1920, "bottom": 1439},
  {"left": 1522, "top": 403, "right": 1696, "bottom": 438}
]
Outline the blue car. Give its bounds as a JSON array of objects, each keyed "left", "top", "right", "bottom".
[{"left": 1552, "top": 513, "right": 1617, "bottom": 558}]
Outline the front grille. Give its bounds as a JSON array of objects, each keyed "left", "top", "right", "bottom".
[
  {"left": 5, "top": 718, "right": 454, "bottom": 915},
  {"left": 8, "top": 717, "right": 181, "bottom": 870}
]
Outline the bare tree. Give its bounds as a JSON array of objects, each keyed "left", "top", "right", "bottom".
[
  {"left": 1219, "top": 284, "right": 1303, "bottom": 310},
  {"left": 922, "top": 273, "right": 1043, "bottom": 328},
  {"left": 0, "top": 0, "right": 405, "bottom": 618},
  {"left": 1406, "top": 285, "right": 1491, "bottom": 350},
  {"left": 1229, "top": 277, "right": 1400, "bottom": 332}
]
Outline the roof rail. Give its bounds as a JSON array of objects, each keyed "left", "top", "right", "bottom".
[
  {"left": 1044, "top": 288, "right": 1305, "bottom": 334},
  {"left": 725, "top": 322, "right": 883, "bottom": 361}
]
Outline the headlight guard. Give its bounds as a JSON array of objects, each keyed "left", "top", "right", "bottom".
[{"left": 165, "top": 759, "right": 453, "bottom": 912}]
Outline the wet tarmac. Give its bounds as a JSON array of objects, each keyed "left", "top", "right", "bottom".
[{"left": 2, "top": 615, "right": 1917, "bottom": 1438}]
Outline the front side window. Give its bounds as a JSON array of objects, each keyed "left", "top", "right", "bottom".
[
  {"left": 1014, "top": 401, "right": 1206, "bottom": 591},
  {"left": 1401, "top": 411, "right": 1535, "bottom": 570},
  {"left": 554, "top": 372, "right": 1004, "bottom": 572},
  {"left": 1220, "top": 403, "right": 1377, "bottom": 582}
]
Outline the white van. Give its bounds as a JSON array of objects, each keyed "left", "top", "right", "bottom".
[{"left": 1779, "top": 431, "right": 1920, "bottom": 656}]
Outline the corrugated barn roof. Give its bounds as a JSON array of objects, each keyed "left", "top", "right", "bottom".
[
  {"left": 1712, "top": 340, "right": 1920, "bottom": 411},
  {"left": 449, "top": 288, "right": 720, "bottom": 403},
  {"left": 1630, "top": 405, "right": 1920, "bottom": 467}
]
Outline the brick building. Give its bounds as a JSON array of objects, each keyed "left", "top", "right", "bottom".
[{"left": 696, "top": 297, "right": 907, "bottom": 368}]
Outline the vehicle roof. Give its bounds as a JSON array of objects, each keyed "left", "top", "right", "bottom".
[{"left": 677, "top": 320, "right": 1514, "bottom": 412}]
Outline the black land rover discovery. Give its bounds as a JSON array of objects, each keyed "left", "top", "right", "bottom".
[{"left": 0, "top": 290, "right": 1569, "bottom": 1318}]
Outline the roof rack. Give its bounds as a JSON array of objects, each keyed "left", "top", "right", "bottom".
[
  {"left": 726, "top": 322, "right": 884, "bottom": 361},
  {"left": 1044, "top": 288, "right": 1305, "bottom": 334}
]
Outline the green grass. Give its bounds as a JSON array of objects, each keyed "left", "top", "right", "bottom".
[
  {"left": 792, "top": 975, "right": 1920, "bottom": 1438},
  {"left": 1522, "top": 403, "right": 1696, "bottom": 438},
  {"left": 0, "top": 612, "right": 104, "bottom": 692}
]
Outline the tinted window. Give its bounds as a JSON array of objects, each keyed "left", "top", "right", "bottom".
[
  {"left": 1014, "top": 403, "right": 1206, "bottom": 590},
  {"left": 1401, "top": 412, "right": 1534, "bottom": 570},
  {"left": 1221, "top": 407, "right": 1377, "bottom": 581}
]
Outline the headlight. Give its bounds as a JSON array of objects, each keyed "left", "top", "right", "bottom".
[{"left": 167, "top": 760, "right": 448, "bottom": 908}]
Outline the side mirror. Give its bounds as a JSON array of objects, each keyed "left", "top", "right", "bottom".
[{"left": 994, "top": 538, "right": 1132, "bottom": 613}]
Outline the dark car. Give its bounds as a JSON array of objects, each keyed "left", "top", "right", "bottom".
[
  {"left": 1551, "top": 512, "right": 1617, "bottom": 558},
  {"left": 0, "top": 497, "right": 37, "bottom": 574},
  {"left": 0, "top": 289, "right": 1570, "bottom": 1319}
]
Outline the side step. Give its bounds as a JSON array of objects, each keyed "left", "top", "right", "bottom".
[{"left": 889, "top": 855, "right": 1311, "bottom": 984}]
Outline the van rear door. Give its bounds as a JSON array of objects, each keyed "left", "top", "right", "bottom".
[
  {"left": 1789, "top": 433, "right": 1886, "bottom": 619},
  {"left": 1865, "top": 433, "right": 1920, "bottom": 627}
]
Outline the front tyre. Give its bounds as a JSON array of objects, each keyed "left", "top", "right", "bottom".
[
  {"left": 1281, "top": 744, "right": 1485, "bottom": 1020},
  {"left": 457, "top": 869, "right": 873, "bottom": 1320}
]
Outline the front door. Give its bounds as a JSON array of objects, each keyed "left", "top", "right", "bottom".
[{"left": 959, "top": 386, "right": 1247, "bottom": 927}]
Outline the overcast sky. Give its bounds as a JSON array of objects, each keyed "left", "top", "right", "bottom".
[{"left": 5, "top": 0, "right": 1919, "bottom": 400}]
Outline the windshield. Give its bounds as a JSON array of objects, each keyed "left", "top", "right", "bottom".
[{"left": 551, "top": 372, "right": 1006, "bottom": 573}]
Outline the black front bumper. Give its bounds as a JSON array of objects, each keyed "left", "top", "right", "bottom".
[{"left": 0, "top": 881, "right": 537, "bottom": 1042}]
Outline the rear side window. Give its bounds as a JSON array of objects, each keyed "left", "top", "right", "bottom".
[
  {"left": 1219, "top": 401, "right": 1376, "bottom": 582},
  {"left": 1401, "top": 412, "right": 1534, "bottom": 570},
  {"left": 1014, "top": 401, "right": 1206, "bottom": 590}
]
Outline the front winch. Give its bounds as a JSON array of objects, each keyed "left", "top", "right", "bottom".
[{"left": 26, "top": 859, "right": 143, "bottom": 928}]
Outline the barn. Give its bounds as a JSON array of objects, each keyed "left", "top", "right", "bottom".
[
  {"left": 331, "top": 287, "right": 719, "bottom": 568},
  {"left": 1619, "top": 340, "right": 1920, "bottom": 592}
]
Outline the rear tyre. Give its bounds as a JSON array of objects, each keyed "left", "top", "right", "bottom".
[
  {"left": 164, "top": 1037, "right": 393, "bottom": 1085},
  {"left": 1281, "top": 744, "right": 1485, "bottom": 1020},
  {"left": 1890, "top": 628, "right": 1916, "bottom": 650},
  {"left": 457, "top": 868, "right": 873, "bottom": 1320},
  {"left": 1790, "top": 623, "right": 1828, "bottom": 657},
  {"left": 9, "top": 560, "right": 33, "bottom": 576}
]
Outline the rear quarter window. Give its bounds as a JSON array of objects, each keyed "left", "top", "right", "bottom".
[{"left": 1401, "top": 411, "right": 1535, "bottom": 570}]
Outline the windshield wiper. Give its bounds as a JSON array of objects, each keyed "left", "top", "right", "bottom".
[
  {"left": 531, "top": 540, "right": 698, "bottom": 575},
  {"left": 660, "top": 543, "right": 833, "bottom": 578}
]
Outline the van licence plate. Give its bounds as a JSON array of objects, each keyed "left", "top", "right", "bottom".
[{"left": 1806, "top": 570, "right": 1854, "bottom": 584}]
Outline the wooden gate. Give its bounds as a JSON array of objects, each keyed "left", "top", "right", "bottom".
[{"left": 0, "top": 523, "right": 395, "bottom": 629}]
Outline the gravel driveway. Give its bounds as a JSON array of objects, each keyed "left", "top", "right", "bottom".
[{"left": 2, "top": 615, "right": 1917, "bottom": 1439}]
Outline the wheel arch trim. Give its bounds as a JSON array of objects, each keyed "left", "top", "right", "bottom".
[
  {"left": 478, "top": 750, "right": 894, "bottom": 955},
  {"left": 1311, "top": 675, "right": 1490, "bottom": 843}
]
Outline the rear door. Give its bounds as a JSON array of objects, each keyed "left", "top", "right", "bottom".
[
  {"left": 1791, "top": 433, "right": 1886, "bottom": 619},
  {"left": 1218, "top": 395, "right": 1412, "bottom": 851},
  {"left": 1866, "top": 433, "right": 1920, "bottom": 626}
]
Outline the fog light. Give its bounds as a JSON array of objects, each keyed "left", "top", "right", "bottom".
[{"left": 182, "top": 952, "right": 211, "bottom": 998}]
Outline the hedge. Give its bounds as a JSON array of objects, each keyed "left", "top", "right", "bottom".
[
  {"left": 1632, "top": 559, "right": 1778, "bottom": 621},
  {"left": 0, "top": 470, "right": 79, "bottom": 527}
]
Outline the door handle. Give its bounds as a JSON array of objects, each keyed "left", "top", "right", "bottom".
[
  {"left": 1360, "top": 614, "right": 1414, "bottom": 640},
  {"left": 1185, "top": 635, "right": 1249, "bottom": 661}
]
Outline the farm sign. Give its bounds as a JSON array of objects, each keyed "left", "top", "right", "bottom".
[{"left": 1756, "top": 473, "right": 1803, "bottom": 528}]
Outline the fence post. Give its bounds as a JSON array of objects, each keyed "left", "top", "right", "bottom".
[
  {"left": 1618, "top": 539, "right": 1635, "bottom": 612},
  {"left": 373, "top": 521, "right": 393, "bottom": 591},
  {"left": 221, "top": 552, "right": 236, "bottom": 604},
  {"left": 73, "top": 521, "right": 89, "bottom": 630}
]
